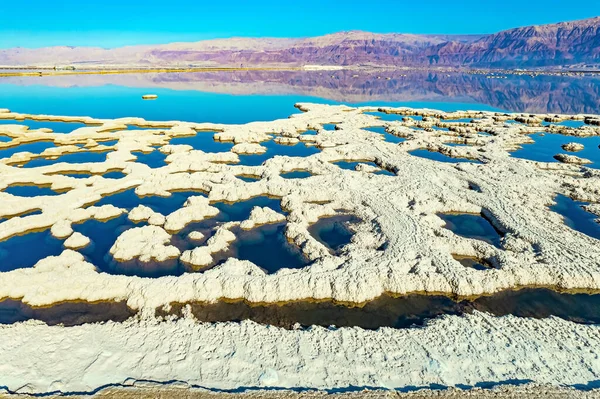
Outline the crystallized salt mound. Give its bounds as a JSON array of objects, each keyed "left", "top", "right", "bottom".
[
  {"left": 181, "top": 227, "right": 236, "bottom": 268},
  {"left": 109, "top": 225, "right": 180, "bottom": 262},
  {"left": 63, "top": 232, "right": 90, "bottom": 249},
  {"left": 553, "top": 153, "right": 592, "bottom": 164},
  {"left": 561, "top": 142, "right": 585, "bottom": 152},
  {"left": 232, "top": 143, "right": 267, "bottom": 154},
  {"left": 128, "top": 205, "right": 166, "bottom": 226},
  {"left": 163, "top": 196, "right": 219, "bottom": 232},
  {"left": 240, "top": 206, "right": 286, "bottom": 229}
]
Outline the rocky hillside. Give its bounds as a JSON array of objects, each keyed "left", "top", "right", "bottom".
[{"left": 1, "top": 17, "right": 598, "bottom": 69}]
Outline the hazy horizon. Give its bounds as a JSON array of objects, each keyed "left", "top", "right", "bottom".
[{"left": 1, "top": 0, "right": 599, "bottom": 49}]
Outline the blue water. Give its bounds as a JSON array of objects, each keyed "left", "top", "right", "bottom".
[
  {"left": 95, "top": 188, "right": 208, "bottom": 215},
  {"left": 132, "top": 149, "right": 168, "bottom": 168},
  {"left": 170, "top": 133, "right": 233, "bottom": 152},
  {"left": 238, "top": 141, "right": 320, "bottom": 166},
  {"left": 438, "top": 213, "right": 502, "bottom": 248},
  {"left": 364, "top": 112, "right": 423, "bottom": 122},
  {"left": 0, "top": 141, "right": 55, "bottom": 160},
  {"left": 3, "top": 185, "right": 61, "bottom": 197},
  {"left": 0, "top": 135, "right": 12, "bottom": 142},
  {"left": 308, "top": 215, "right": 358, "bottom": 254},
  {"left": 0, "top": 119, "right": 91, "bottom": 133},
  {"left": 0, "top": 231, "right": 64, "bottom": 272},
  {"left": 214, "top": 223, "right": 309, "bottom": 273},
  {"left": 23, "top": 150, "right": 108, "bottom": 168},
  {"left": 512, "top": 133, "right": 600, "bottom": 169},
  {"left": 409, "top": 149, "right": 481, "bottom": 164},
  {"left": 364, "top": 126, "right": 406, "bottom": 144},
  {"left": 281, "top": 170, "right": 313, "bottom": 179},
  {"left": 541, "top": 120, "right": 586, "bottom": 128},
  {"left": 550, "top": 195, "right": 600, "bottom": 240}
]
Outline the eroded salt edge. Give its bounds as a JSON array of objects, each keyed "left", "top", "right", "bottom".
[
  {"left": 1, "top": 312, "right": 599, "bottom": 394},
  {"left": 0, "top": 103, "right": 598, "bottom": 312}
]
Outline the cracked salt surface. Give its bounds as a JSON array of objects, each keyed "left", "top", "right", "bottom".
[{"left": 1, "top": 103, "right": 600, "bottom": 394}]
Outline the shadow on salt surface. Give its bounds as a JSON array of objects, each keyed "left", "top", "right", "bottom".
[
  {"left": 438, "top": 213, "right": 503, "bottom": 248},
  {"left": 237, "top": 141, "right": 320, "bottom": 166},
  {"left": 363, "top": 126, "right": 406, "bottom": 143},
  {"left": 452, "top": 255, "right": 494, "bottom": 271},
  {"left": 22, "top": 150, "right": 108, "bottom": 168},
  {"left": 0, "top": 141, "right": 56, "bottom": 160},
  {"left": 308, "top": 214, "right": 359, "bottom": 255},
  {"left": 156, "top": 288, "right": 600, "bottom": 330},
  {"left": 0, "top": 230, "right": 63, "bottom": 272},
  {"left": 0, "top": 298, "right": 134, "bottom": 326},
  {"left": 170, "top": 131, "right": 234, "bottom": 152},
  {"left": 3, "top": 184, "right": 62, "bottom": 197},
  {"left": 0, "top": 119, "right": 91, "bottom": 133},
  {"left": 409, "top": 149, "right": 481, "bottom": 164},
  {"left": 550, "top": 194, "right": 600, "bottom": 240},
  {"left": 511, "top": 133, "right": 600, "bottom": 169},
  {"left": 211, "top": 223, "right": 309, "bottom": 274}
]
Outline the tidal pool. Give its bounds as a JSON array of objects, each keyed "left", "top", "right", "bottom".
[
  {"left": 237, "top": 141, "right": 320, "bottom": 166},
  {"left": 0, "top": 230, "right": 64, "bottom": 272},
  {"left": 308, "top": 215, "right": 358, "bottom": 254},
  {"left": 364, "top": 126, "right": 406, "bottom": 143},
  {"left": 438, "top": 213, "right": 503, "bottom": 247},
  {"left": 169, "top": 131, "right": 233, "bottom": 152},
  {"left": 3, "top": 184, "right": 61, "bottom": 197}
]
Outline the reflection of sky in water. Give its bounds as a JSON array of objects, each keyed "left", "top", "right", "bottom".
[
  {"left": 550, "top": 194, "right": 600, "bottom": 241},
  {"left": 511, "top": 133, "right": 600, "bottom": 169}
]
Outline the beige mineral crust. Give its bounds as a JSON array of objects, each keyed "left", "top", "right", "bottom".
[
  {"left": 63, "top": 232, "right": 90, "bottom": 249},
  {"left": 0, "top": 103, "right": 599, "bottom": 310},
  {"left": 109, "top": 225, "right": 180, "bottom": 262},
  {"left": 562, "top": 142, "right": 585, "bottom": 152}
]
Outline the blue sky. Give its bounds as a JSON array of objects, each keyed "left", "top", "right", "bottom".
[{"left": 1, "top": 0, "right": 598, "bottom": 48}]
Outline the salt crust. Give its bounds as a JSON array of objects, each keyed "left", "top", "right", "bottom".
[
  {"left": 1, "top": 313, "right": 600, "bottom": 394},
  {"left": 0, "top": 104, "right": 599, "bottom": 311}
]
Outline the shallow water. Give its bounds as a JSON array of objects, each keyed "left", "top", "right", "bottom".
[
  {"left": 23, "top": 150, "right": 108, "bottom": 168},
  {"left": 0, "top": 141, "right": 55, "bottom": 160},
  {"left": 0, "top": 119, "right": 91, "bottom": 133},
  {"left": 281, "top": 170, "right": 313, "bottom": 179},
  {"left": 132, "top": 149, "right": 168, "bottom": 168},
  {"left": 95, "top": 188, "right": 207, "bottom": 215},
  {"left": 3, "top": 184, "right": 61, "bottom": 197},
  {"left": 157, "top": 288, "right": 600, "bottom": 330},
  {"left": 170, "top": 132, "right": 233, "bottom": 152},
  {"left": 511, "top": 133, "right": 600, "bottom": 169},
  {"left": 0, "top": 230, "right": 64, "bottom": 272},
  {"left": 438, "top": 213, "right": 502, "bottom": 247},
  {"left": 237, "top": 141, "right": 320, "bottom": 166},
  {"left": 308, "top": 215, "right": 358, "bottom": 254},
  {"left": 364, "top": 126, "right": 406, "bottom": 143},
  {"left": 0, "top": 299, "right": 134, "bottom": 326},
  {"left": 550, "top": 194, "right": 600, "bottom": 240},
  {"left": 213, "top": 223, "right": 309, "bottom": 273}
]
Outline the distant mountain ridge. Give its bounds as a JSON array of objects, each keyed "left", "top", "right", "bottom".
[{"left": 1, "top": 17, "right": 599, "bottom": 69}]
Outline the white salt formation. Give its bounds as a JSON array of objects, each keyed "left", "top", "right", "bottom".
[{"left": 0, "top": 103, "right": 599, "bottom": 394}]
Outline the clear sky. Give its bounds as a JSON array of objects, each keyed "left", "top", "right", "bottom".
[{"left": 1, "top": 0, "right": 598, "bottom": 48}]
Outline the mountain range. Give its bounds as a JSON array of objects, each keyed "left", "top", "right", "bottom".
[{"left": 1, "top": 17, "right": 599, "bottom": 69}]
